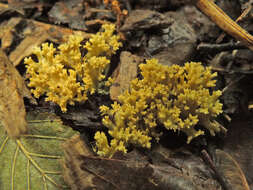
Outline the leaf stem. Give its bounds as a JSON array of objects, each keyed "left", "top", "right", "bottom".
[
  {"left": 11, "top": 145, "right": 19, "bottom": 190},
  {"left": 28, "top": 152, "right": 62, "bottom": 159},
  {"left": 27, "top": 160, "right": 30, "bottom": 190},
  {"left": 0, "top": 136, "right": 9, "bottom": 154},
  {"left": 21, "top": 134, "right": 67, "bottom": 141}
]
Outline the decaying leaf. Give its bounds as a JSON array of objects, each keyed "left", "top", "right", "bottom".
[
  {"left": 0, "top": 50, "right": 31, "bottom": 138},
  {"left": 0, "top": 111, "right": 77, "bottom": 189},
  {"left": 77, "top": 154, "right": 219, "bottom": 190},
  {"left": 0, "top": 17, "right": 90, "bottom": 67},
  {"left": 3, "top": 18, "right": 90, "bottom": 66},
  {"left": 222, "top": 116, "right": 253, "bottom": 189},
  {"left": 48, "top": 0, "right": 87, "bottom": 30},
  {"left": 120, "top": 9, "right": 173, "bottom": 32},
  {"left": 9, "top": 30, "right": 50, "bottom": 67},
  {"left": 63, "top": 140, "right": 222, "bottom": 190},
  {"left": 215, "top": 149, "right": 250, "bottom": 190}
]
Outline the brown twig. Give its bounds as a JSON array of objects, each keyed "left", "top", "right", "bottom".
[
  {"left": 201, "top": 149, "right": 231, "bottom": 190},
  {"left": 197, "top": 41, "right": 246, "bottom": 54},
  {"left": 216, "top": 2, "right": 252, "bottom": 43}
]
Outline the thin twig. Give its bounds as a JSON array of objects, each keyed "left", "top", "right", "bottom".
[
  {"left": 197, "top": 42, "right": 246, "bottom": 54},
  {"left": 201, "top": 149, "right": 230, "bottom": 190},
  {"left": 195, "top": 0, "right": 253, "bottom": 50},
  {"left": 216, "top": 2, "right": 252, "bottom": 43},
  {"left": 222, "top": 75, "right": 245, "bottom": 93}
]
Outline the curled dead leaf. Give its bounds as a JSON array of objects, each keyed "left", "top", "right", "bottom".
[{"left": 0, "top": 50, "right": 28, "bottom": 138}]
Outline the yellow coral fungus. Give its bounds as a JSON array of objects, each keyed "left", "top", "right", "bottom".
[
  {"left": 95, "top": 59, "right": 223, "bottom": 157},
  {"left": 25, "top": 24, "right": 122, "bottom": 112}
]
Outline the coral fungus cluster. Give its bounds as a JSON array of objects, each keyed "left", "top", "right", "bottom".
[
  {"left": 95, "top": 59, "right": 223, "bottom": 157},
  {"left": 25, "top": 23, "right": 223, "bottom": 158},
  {"left": 25, "top": 24, "right": 122, "bottom": 112}
]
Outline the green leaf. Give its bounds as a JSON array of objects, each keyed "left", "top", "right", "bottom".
[{"left": 0, "top": 111, "right": 77, "bottom": 190}]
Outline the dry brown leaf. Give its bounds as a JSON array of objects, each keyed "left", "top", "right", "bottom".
[
  {"left": 6, "top": 19, "right": 90, "bottom": 66},
  {"left": 77, "top": 153, "right": 219, "bottom": 190},
  {"left": 63, "top": 137, "right": 222, "bottom": 190},
  {"left": 0, "top": 17, "right": 90, "bottom": 63},
  {"left": 121, "top": 9, "right": 173, "bottom": 32},
  {"left": 1, "top": 30, "right": 14, "bottom": 50},
  {"left": 0, "top": 17, "right": 90, "bottom": 66},
  {"left": 0, "top": 49, "right": 28, "bottom": 138},
  {"left": 222, "top": 115, "right": 253, "bottom": 189},
  {"left": 0, "top": 2, "right": 24, "bottom": 15},
  {"left": 0, "top": 17, "right": 22, "bottom": 50},
  {"left": 9, "top": 31, "right": 49, "bottom": 66},
  {"left": 110, "top": 51, "right": 142, "bottom": 101},
  {"left": 62, "top": 134, "right": 95, "bottom": 190},
  {"left": 30, "top": 20, "right": 90, "bottom": 44}
]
